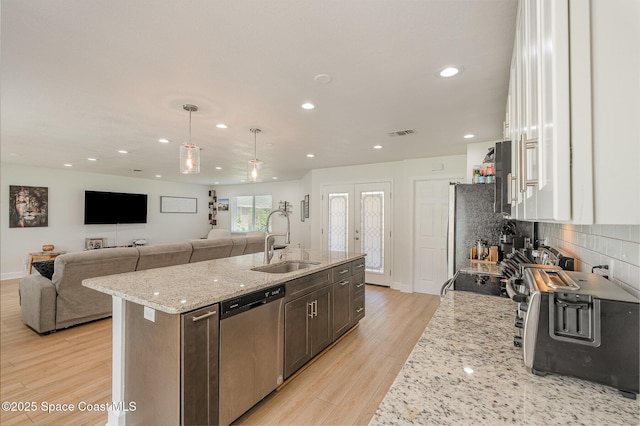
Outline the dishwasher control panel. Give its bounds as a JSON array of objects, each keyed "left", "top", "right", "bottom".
[{"left": 220, "top": 284, "right": 286, "bottom": 319}]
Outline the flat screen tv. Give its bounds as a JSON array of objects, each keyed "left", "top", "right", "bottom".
[{"left": 84, "top": 191, "right": 148, "bottom": 224}]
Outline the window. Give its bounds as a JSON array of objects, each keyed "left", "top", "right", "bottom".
[{"left": 231, "top": 195, "right": 272, "bottom": 232}]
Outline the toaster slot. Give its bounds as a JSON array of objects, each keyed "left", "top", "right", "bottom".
[{"left": 548, "top": 293, "right": 601, "bottom": 347}]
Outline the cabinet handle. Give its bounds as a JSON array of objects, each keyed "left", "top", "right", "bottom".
[
  {"left": 356, "top": 308, "right": 364, "bottom": 313},
  {"left": 307, "top": 302, "right": 314, "bottom": 318},
  {"left": 338, "top": 268, "right": 349, "bottom": 275},
  {"left": 339, "top": 280, "right": 349, "bottom": 286},
  {"left": 518, "top": 134, "right": 525, "bottom": 193},
  {"left": 313, "top": 300, "right": 318, "bottom": 318},
  {"left": 192, "top": 311, "right": 217, "bottom": 322},
  {"left": 507, "top": 172, "right": 513, "bottom": 204},
  {"left": 520, "top": 134, "right": 539, "bottom": 192},
  {"left": 354, "top": 263, "right": 364, "bottom": 269},
  {"left": 356, "top": 282, "right": 364, "bottom": 288}
]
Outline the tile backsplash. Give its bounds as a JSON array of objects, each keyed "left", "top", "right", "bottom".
[{"left": 536, "top": 223, "right": 640, "bottom": 297}]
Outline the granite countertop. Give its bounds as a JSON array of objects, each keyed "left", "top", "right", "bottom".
[
  {"left": 459, "top": 261, "right": 503, "bottom": 276},
  {"left": 83, "top": 248, "right": 364, "bottom": 314},
  {"left": 371, "top": 291, "right": 639, "bottom": 425}
]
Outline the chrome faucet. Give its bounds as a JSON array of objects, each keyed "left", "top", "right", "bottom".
[{"left": 264, "top": 208, "right": 290, "bottom": 264}]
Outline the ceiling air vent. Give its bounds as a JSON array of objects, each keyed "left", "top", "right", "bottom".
[{"left": 387, "top": 129, "right": 416, "bottom": 137}]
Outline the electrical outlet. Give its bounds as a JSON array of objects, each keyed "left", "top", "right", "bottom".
[{"left": 143, "top": 306, "right": 155, "bottom": 322}]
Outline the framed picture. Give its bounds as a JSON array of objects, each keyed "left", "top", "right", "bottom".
[
  {"left": 9, "top": 185, "right": 49, "bottom": 228},
  {"left": 160, "top": 196, "right": 197, "bottom": 213},
  {"left": 217, "top": 198, "right": 229, "bottom": 211},
  {"left": 85, "top": 238, "right": 106, "bottom": 250}
]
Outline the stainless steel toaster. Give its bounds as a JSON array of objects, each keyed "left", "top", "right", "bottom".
[{"left": 518, "top": 267, "right": 639, "bottom": 398}]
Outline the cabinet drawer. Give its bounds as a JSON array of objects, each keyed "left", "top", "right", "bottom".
[
  {"left": 331, "top": 263, "right": 352, "bottom": 282},
  {"left": 286, "top": 270, "right": 331, "bottom": 301},
  {"left": 351, "top": 257, "right": 366, "bottom": 274},
  {"left": 352, "top": 272, "right": 365, "bottom": 297},
  {"left": 353, "top": 294, "right": 365, "bottom": 324}
]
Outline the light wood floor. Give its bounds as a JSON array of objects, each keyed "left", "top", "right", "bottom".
[{"left": 1, "top": 278, "right": 439, "bottom": 425}]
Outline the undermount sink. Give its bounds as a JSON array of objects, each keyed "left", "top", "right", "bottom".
[{"left": 251, "top": 260, "right": 320, "bottom": 274}]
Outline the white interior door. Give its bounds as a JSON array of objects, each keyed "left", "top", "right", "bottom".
[
  {"left": 413, "top": 179, "right": 449, "bottom": 294},
  {"left": 323, "top": 182, "right": 392, "bottom": 286}
]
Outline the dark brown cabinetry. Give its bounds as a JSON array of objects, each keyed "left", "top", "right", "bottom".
[
  {"left": 332, "top": 276, "right": 352, "bottom": 340},
  {"left": 124, "top": 301, "right": 219, "bottom": 426},
  {"left": 352, "top": 271, "right": 366, "bottom": 324},
  {"left": 284, "top": 284, "right": 332, "bottom": 379},
  {"left": 182, "top": 305, "right": 219, "bottom": 426},
  {"left": 284, "top": 258, "right": 366, "bottom": 380}
]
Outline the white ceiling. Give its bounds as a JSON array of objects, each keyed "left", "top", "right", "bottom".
[{"left": 1, "top": 0, "right": 517, "bottom": 185}]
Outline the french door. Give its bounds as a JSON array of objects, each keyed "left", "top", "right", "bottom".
[{"left": 322, "top": 182, "right": 392, "bottom": 286}]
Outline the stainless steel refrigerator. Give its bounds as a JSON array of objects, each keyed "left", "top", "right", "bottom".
[{"left": 446, "top": 183, "right": 531, "bottom": 277}]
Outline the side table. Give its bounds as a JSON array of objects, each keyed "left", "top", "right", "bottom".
[{"left": 28, "top": 251, "right": 66, "bottom": 274}]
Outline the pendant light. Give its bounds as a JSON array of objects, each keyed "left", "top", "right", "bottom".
[
  {"left": 180, "top": 104, "right": 200, "bottom": 174},
  {"left": 248, "top": 128, "right": 263, "bottom": 182}
]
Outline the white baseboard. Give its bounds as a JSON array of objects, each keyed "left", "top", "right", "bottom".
[{"left": 1, "top": 271, "right": 27, "bottom": 281}]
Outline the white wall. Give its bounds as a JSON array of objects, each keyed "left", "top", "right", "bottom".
[
  {"left": 211, "top": 179, "right": 307, "bottom": 249},
  {"left": 466, "top": 140, "right": 497, "bottom": 183},
  {"left": 1, "top": 163, "right": 212, "bottom": 279}
]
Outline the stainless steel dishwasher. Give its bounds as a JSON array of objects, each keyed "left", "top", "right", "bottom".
[{"left": 218, "top": 284, "right": 285, "bottom": 426}]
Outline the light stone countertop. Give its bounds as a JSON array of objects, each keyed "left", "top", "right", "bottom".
[
  {"left": 459, "top": 261, "right": 503, "bottom": 276},
  {"left": 83, "top": 249, "right": 364, "bottom": 314},
  {"left": 370, "top": 291, "right": 639, "bottom": 425}
]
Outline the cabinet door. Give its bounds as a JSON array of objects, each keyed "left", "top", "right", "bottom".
[
  {"left": 310, "top": 286, "right": 333, "bottom": 357},
  {"left": 284, "top": 296, "right": 312, "bottom": 379},
  {"left": 536, "top": 0, "right": 571, "bottom": 221},
  {"left": 351, "top": 272, "right": 366, "bottom": 325},
  {"left": 332, "top": 278, "right": 352, "bottom": 340},
  {"left": 511, "top": 9, "right": 527, "bottom": 220},
  {"left": 181, "top": 305, "right": 219, "bottom": 426}
]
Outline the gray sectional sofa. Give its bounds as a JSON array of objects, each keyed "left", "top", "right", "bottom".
[{"left": 19, "top": 234, "right": 264, "bottom": 334}]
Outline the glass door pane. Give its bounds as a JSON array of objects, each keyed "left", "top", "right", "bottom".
[
  {"left": 360, "top": 191, "right": 384, "bottom": 273},
  {"left": 327, "top": 192, "right": 349, "bottom": 252}
]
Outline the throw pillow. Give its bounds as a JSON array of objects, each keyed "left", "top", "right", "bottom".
[{"left": 32, "top": 260, "right": 55, "bottom": 280}]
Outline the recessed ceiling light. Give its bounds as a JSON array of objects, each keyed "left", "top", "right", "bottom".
[
  {"left": 373, "top": 145, "right": 383, "bottom": 149},
  {"left": 439, "top": 67, "right": 460, "bottom": 77},
  {"left": 301, "top": 102, "right": 315, "bottom": 110},
  {"left": 272, "top": 177, "right": 278, "bottom": 180},
  {"left": 216, "top": 123, "right": 228, "bottom": 129},
  {"left": 63, "top": 163, "right": 72, "bottom": 167},
  {"left": 214, "top": 181, "right": 219, "bottom": 185},
  {"left": 215, "top": 166, "right": 222, "bottom": 170},
  {"left": 87, "top": 157, "right": 97, "bottom": 161},
  {"left": 158, "top": 138, "right": 170, "bottom": 143},
  {"left": 306, "top": 153, "right": 315, "bottom": 158},
  {"left": 464, "top": 134, "right": 475, "bottom": 139},
  {"left": 118, "top": 150, "right": 128, "bottom": 154},
  {"left": 155, "top": 174, "right": 162, "bottom": 178}
]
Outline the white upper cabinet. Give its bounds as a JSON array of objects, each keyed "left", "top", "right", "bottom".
[{"left": 507, "top": 0, "right": 639, "bottom": 224}]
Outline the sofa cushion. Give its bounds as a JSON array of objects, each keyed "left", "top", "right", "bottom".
[
  {"left": 245, "top": 232, "right": 265, "bottom": 254},
  {"left": 32, "top": 260, "right": 55, "bottom": 280},
  {"left": 190, "top": 238, "right": 233, "bottom": 263},
  {"left": 53, "top": 247, "right": 140, "bottom": 329},
  {"left": 207, "top": 229, "right": 231, "bottom": 239},
  {"left": 136, "top": 242, "right": 193, "bottom": 271}
]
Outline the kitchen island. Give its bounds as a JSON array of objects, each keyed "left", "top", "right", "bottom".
[
  {"left": 370, "top": 291, "right": 639, "bottom": 425},
  {"left": 83, "top": 248, "right": 365, "bottom": 426}
]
